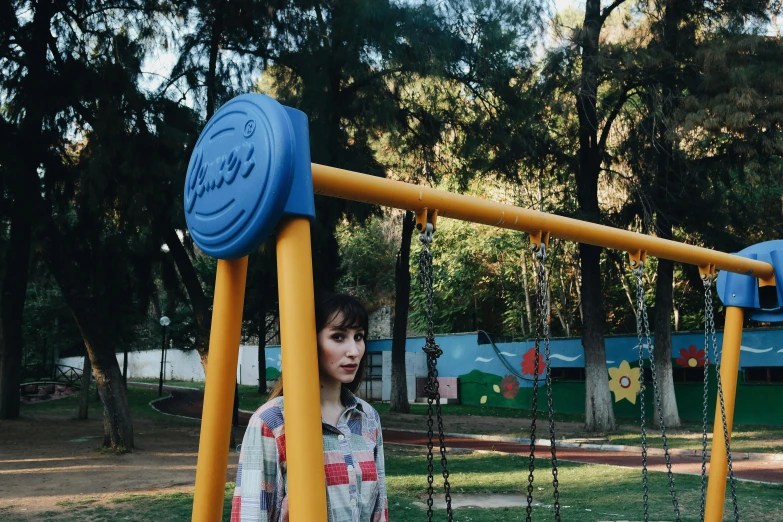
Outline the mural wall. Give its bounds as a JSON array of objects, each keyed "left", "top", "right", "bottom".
[{"left": 364, "top": 328, "right": 783, "bottom": 426}]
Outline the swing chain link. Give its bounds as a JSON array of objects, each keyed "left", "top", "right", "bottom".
[
  {"left": 525, "top": 244, "right": 561, "bottom": 522},
  {"left": 633, "top": 265, "right": 680, "bottom": 522},
  {"left": 525, "top": 248, "right": 542, "bottom": 522},
  {"left": 419, "top": 226, "right": 453, "bottom": 522},
  {"left": 634, "top": 266, "right": 651, "bottom": 522},
  {"left": 537, "top": 246, "right": 561, "bottom": 520},
  {"left": 704, "top": 278, "right": 741, "bottom": 522},
  {"left": 700, "top": 276, "right": 712, "bottom": 521}
]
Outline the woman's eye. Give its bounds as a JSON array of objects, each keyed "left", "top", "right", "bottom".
[
  {"left": 355, "top": 333, "right": 364, "bottom": 341},
  {"left": 332, "top": 334, "right": 344, "bottom": 341}
]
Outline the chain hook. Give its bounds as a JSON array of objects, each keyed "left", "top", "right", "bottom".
[
  {"left": 629, "top": 249, "right": 647, "bottom": 276},
  {"left": 419, "top": 222, "right": 434, "bottom": 245},
  {"left": 699, "top": 263, "right": 716, "bottom": 289}
]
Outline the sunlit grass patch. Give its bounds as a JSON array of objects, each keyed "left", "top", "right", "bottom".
[{"left": 383, "top": 444, "right": 783, "bottom": 522}]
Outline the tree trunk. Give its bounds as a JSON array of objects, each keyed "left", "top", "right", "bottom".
[
  {"left": 648, "top": 0, "right": 685, "bottom": 429},
  {"left": 653, "top": 252, "right": 681, "bottom": 428},
  {"left": 162, "top": 224, "right": 211, "bottom": 377},
  {"left": 580, "top": 245, "right": 616, "bottom": 432},
  {"left": 0, "top": 0, "right": 48, "bottom": 420},
  {"left": 390, "top": 211, "right": 415, "bottom": 413},
  {"left": 206, "top": 1, "right": 225, "bottom": 120},
  {"left": 41, "top": 224, "right": 134, "bottom": 451},
  {"left": 576, "top": 0, "right": 616, "bottom": 432},
  {"left": 0, "top": 186, "right": 33, "bottom": 419},
  {"left": 231, "top": 381, "right": 239, "bottom": 447},
  {"left": 521, "top": 250, "right": 532, "bottom": 335},
  {"left": 78, "top": 349, "right": 92, "bottom": 420},
  {"left": 123, "top": 347, "right": 128, "bottom": 386}
]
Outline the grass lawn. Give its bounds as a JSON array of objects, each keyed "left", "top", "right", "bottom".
[
  {"left": 0, "top": 489, "right": 233, "bottom": 522},
  {"left": 3, "top": 444, "right": 781, "bottom": 521},
  {"left": 128, "top": 378, "right": 267, "bottom": 413},
  {"left": 112, "top": 382, "right": 782, "bottom": 454},
  {"left": 9, "top": 388, "right": 782, "bottom": 521},
  {"left": 23, "top": 384, "right": 195, "bottom": 425},
  {"left": 374, "top": 403, "right": 783, "bottom": 454}
]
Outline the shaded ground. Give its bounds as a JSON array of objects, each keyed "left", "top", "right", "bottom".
[
  {"left": 1, "top": 384, "right": 779, "bottom": 521},
  {"left": 0, "top": 386, "right": 241, "bottom": 517}
]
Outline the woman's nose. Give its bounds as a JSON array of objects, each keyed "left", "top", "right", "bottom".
[{"left": 346, "top": 340, "right": 362, "bottom": 356}]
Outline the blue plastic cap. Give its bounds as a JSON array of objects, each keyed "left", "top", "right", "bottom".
[
  {"left": 281, "top": 106, "right": 315, "bottom": 219},
  {"left": 183, "top": 94, "right": 315, "bottom": 259},
  {"left": 716, "top": 239, "right": 783, "bottom": 322}
]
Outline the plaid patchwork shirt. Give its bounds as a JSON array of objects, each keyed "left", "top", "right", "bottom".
[{"left": 231, "top": 390, "right": 388, "bottom": 522}]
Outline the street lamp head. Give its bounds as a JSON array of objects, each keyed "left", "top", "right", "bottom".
[{"left": 160, "top": 316, "right": 171, "bottom": 327}]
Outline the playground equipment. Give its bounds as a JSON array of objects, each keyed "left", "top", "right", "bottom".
[{"left": 184, "top": 93, "right": 782, "bottom": 521}]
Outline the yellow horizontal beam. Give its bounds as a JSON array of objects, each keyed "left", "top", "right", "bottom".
[{"left": 311, "top": 164, "right": 774, "bottom": 279}]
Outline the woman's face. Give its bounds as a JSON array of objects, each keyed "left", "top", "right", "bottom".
[{"left": 317, "top": 312, "right": 366, "bottom": 386}]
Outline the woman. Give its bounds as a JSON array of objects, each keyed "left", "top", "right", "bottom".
[{"left": 231, "top": 294, "right": 388, "bottom": 522}]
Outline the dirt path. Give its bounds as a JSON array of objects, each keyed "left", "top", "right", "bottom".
[{"left": 0, "top": 389, "right": 242, "bottom": 516}]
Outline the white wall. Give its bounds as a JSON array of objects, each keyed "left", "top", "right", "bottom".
[
  {"left": 381, "top": 351, "right": 427, "bottom": 401},
  {"left": 238, "top": 345, "right": 264, "bottom": 385},
  {"left": 59, "top": 346, "right": 425, "bottom": 401},
  {"left": 59, "top": 345, "right": 265, "bottom": 384}
]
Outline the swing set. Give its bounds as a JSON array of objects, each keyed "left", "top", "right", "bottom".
[{"left": 185, "top": 94, "right": 782, "bottom": 521}]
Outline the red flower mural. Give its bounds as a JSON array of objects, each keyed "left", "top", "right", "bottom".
[
  {"left": 522, "top": 348, "right": 545, "bottom": 376},
  {"left": 676, "top": 345, "right": 707, "bottom": 368},
  {"left": 500, "top": 375, "right": 520, "bottom": 399}
]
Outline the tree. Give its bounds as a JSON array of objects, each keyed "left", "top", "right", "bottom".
[
  {"left": 0, "top": 0, "right": 193, "bottom": 449},
  {"left": 618, "top": 0, "right": 779, "bottom": 427},
  {"left": 0, "top": 0, "right": 47, "bottom": 419},
  {"left": 390, "top": 212, "right": 415, "bottom": 413},
  {"left": 563, "top": 0, "right": 639, "bottom": 432}
]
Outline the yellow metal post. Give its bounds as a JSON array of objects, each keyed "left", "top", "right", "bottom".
[
  {"left": 276, "top": 216, "right": 329, "bottom": 522},
  {"left": 192, "top": 257, "right": 249, "bottom": 522},
  {"left": 704, "top": 305, "right": 744, "bottom": 522}
]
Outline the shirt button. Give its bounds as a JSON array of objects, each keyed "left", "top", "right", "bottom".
[
  {"left": 350, "top": 498, "right": 357, "bottom": 507},
  {"left": 337, "top": 434, "right": 345, "bottom": 441},
  {"left": 347, "top": 465, "right": 354, "bottom": 472}
]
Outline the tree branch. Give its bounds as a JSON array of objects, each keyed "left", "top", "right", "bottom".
[
  {"left": 599, "top": 0, "right": 628, "bottom": 25},
  {"left": 598, "top": 84, "right": 637, "bottom": 152}
]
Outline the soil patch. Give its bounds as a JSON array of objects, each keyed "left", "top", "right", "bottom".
[{"left": 0, "top": 400, "right": 244, "bottom": 516}]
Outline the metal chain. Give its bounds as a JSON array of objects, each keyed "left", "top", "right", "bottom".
[
  {"left": 535, "top": 246, "right": 561, "bottom": 520},
  {"left": 634, "top": 267, "right": 651, "bottom": 522},
  {"left": 633, "top": 266, "right": 680, "bottom": 522},
  {"left": 700, "top": 277, "right": 712, "bottom": 521},
  {"left": 419, "top": 225, "right": 453, "bottom": 522},
  {"left": 525, "top": 249, "right": 542, "bottom": 522},
  {"left": 705, "top": 280, "right": 740, "bottom": 522}
]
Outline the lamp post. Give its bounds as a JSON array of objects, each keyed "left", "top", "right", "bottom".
[{"left": 158, "top": 316, "right": 171, "bottom": 397}]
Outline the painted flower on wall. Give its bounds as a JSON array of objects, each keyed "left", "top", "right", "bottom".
[
  {"left": 608, "top": 360, "right": 641, "bottom": 404},
  {"left": 676, "top": 345, "right": 707, "bottom": 368},
  {"left": 521, "top": 348, "right": 545, "bottom": 376},
  {"left": 499, "top": 375, "right": 520, "bottom": 399}
]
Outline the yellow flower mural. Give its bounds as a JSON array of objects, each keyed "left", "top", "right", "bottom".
[{"left": 608, "top": 360, "right": 641, "bottom": 404}]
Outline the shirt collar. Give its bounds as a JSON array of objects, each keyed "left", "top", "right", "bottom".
[{"left": 340, "top": 387, "right": 364, "bottom": 415}]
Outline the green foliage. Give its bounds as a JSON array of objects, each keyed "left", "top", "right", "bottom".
[{"left": 335, "top": 212, "right": 402, "bottom": 308}]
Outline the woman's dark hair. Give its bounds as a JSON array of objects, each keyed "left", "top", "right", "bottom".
[{"left": 268, "top": 293, "right": 369, "bottom": 401}]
